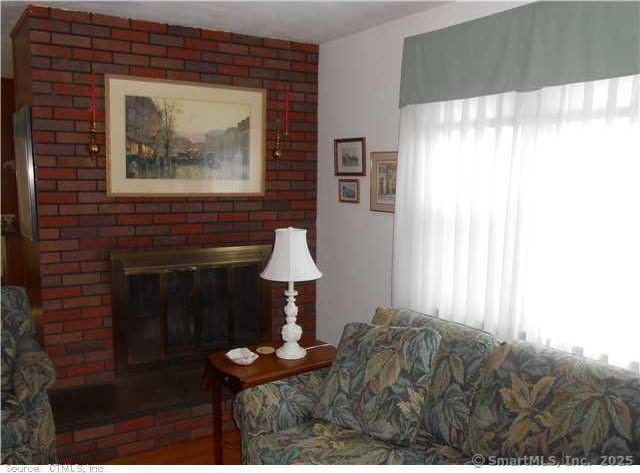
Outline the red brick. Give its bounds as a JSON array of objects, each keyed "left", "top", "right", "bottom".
[
  {"left": 117, "top": 214, "right": 152, "bottom": 225},
  {"left": 30, "top": 18, "right": 70, "bottom": 33},
  {"left": 46, "top": 308, "right": 83, "bottom": 322},
  {"left": 292, "top": 42, "right": 319, "bottom": 53},
  {"left": 84, "top": 328, "right": 112, "bottom": 341},
  {"left": 31, "top": 43, "right": 71, "bottom": 58},
  {"left": 130, "top": 66, "right": 165, "bottom": 79},
  {"left": 51, "top": 10, "right": 90, "bottom": 23},
  {"left": 42, "top": 262, "right": 80, "bottom": 275},
  {"left": 116, "top": 440, "right": 154, "bottom": 458},
  {"left": 51, "top": 33, "right": 91, "bottom": 48},
  {"left": 63, "top": 296, "right": 102, "bottom": 309},
  {"left": 167, "top": 70, "right": 199, "bottom": 82},
  {"left": 184, "top": 38, "right": 217, "bottom": 51},
  {"left": 175, "top": 415, "right": 210, "bottom": 432},
  {"left": 131, "top": 43, "right": 166, "bottom": 56},
  {"left": 42, "top": 286, "right": 82, "bottom": 300},
  {"left": 46, "top": 331, "right": 82, "bottom": 345},
  {"left": 91, "top": 13, "right": 129, "bottom": 28},
  {"left": 111, "top": 28, "right": 148, "bottom": 43},
  {"left": 26, "top": 5, "right": 50, "bottom": 17},
  {"left": 72, "top": 23, "right": 111, "bottom": 38},
  {"left": 116, "top": 415, "right": 155, "bottom": 433},
  {"left": 82, "top": 306, "right": 111, "bottom": 318},
  {"left": 30, "top": 30, "right": 51, "bottom": 43},
  {"left": 219, "top": 212, "right": 248, "bottom": 222},
  {"left": 40, "top": 215, "right": 78, "bottom": 227},
  {"left": 218, "top": 64, "right": 248, "bottom": 76},
  {"left": 263, "top": 58, "right": 290, "bottom": 70},
  {"left": 167, "top": 47, "right": 200, "bottom": 60},
  {"left": 96, "top": 431, "right": 137, "bottom": 449},
  {"left": 93, "top": 38, "right": 130, "bottom": 52},
  {"left": 218, "top": 42, "right": 248, "bottom": 55},
  {"left": 150, "top": 57, "right": 184, "bottom": 70},
  {"left": 113, "top": 53, "right": 148, "bottom": 66},
  {"left": 292, "top": 62, "right": 318, "bottom": 73},
  {"left": 153, "top": 214, "right": 185, "bottom": 224},
  {"left": 130, "top": 19, "right": 166, "bottom": 33},
  {"left": 201, "top": 30, "right": 231, "bottom": 42},
  {"left": 74, "top": 424, "right": 114, "bottom": 442},
  {"left": 171, "top": 224, "right": 202, "bottom": 234},
  {"left": 64, "top": 318, "right": 103, "bottom": 332},
  {"left": 73, "top": 49, "right": 112, "bottom": 62}
]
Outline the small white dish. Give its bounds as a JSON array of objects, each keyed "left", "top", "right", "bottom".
[{"left": 225, "top": 347, "right": 259, "bottom": 366}]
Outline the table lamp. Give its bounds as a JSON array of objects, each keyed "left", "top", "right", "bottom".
[{"left": 261, "top": 227, "right": 322, "bottom": 359}]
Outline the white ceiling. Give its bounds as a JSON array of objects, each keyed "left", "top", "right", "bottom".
[{"left": 1, "top": 1, "right": 445, "bottom": 77}]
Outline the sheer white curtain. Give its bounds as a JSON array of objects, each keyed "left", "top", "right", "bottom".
[{"left": 392, "top": 74, "right": 640, "bottom": 371}]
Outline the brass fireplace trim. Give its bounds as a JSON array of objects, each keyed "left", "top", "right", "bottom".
[{"left": 110, "top": 244, "right": 273, "bottom": 275}]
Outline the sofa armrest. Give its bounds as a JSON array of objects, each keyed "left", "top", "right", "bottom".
[
  {"left": 233, "top": 367, "right": 329, "bottom": 438},
  {"left": 13, "top": 339, "right": 55, "bottom": 405}
]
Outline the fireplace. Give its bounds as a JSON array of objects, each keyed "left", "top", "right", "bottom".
[{"left": 110, "top": 245, "right": 273, "bottom": 376}]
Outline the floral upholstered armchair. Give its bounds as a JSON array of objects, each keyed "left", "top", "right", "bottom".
[{"left": 1, "top": 286, "right": 57, "bottom": 464}]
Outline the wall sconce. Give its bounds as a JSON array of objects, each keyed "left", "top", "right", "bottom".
[
  {"left": 273, "top": 120, "right": 288, "bottom": 160},
  {"left": 87, "top": 71, "right": 99, "bottom": 156},
  {"left": 272, "top": 90, "right": 289, "bottom": 159}
]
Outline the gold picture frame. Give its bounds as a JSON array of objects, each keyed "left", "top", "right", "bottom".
[
  {"left": 370, "top": 151, "right": 397, "bottom": 212},
  {"left": 106, "top": 75, "right": 266, "bottom": 196}
]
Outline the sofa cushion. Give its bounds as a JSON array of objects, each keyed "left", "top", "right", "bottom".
[
  {"left": 372, "top": 307, "right": 499, "bottom": 451},
  {"left": 314, "top": 322, "right": 441, "bottom": 446},
  {"left": 466, "top": 340, "right": 640, "bottom": 460},
  {"left": 245, "top": 421, "right": 427, "bottom": 464}
]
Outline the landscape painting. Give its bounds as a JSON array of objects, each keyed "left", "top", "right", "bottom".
[{"left": 107, "top": 76, "right": 265, "bottom": 196}]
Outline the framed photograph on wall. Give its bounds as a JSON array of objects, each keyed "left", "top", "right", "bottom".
[
  {"left": 370, "top": 151, "right": 397, "bottom": 213},
  {"left": 334, "top": 137, "right": 366, "bottom": 176},
  {"left": 12, "top": 106, "right": 38, "bottom": 242},
  {"left": 338, "top": 179, "right": 360, "bottom": 203},
  {"left": 106, "top": 75, "right": 266, "bottom": 196}
]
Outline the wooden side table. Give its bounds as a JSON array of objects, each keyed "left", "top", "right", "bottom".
[{"left": 205, "top": 338, "right": 336, "bottom": 464}]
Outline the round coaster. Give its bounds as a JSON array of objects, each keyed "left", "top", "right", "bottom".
[{"left": 256, "top": 346, "right": 275, "bottom": 355}]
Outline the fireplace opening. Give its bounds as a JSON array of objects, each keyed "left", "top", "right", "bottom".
[{"left": 111, "top": 245, "right": 273, "bottom": 376}]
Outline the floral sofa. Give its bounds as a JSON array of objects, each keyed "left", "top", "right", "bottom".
[
  {"left": 233, "top": 307, "right": 640, "bottom": 464},
  {"left": 1, "top": 286, "right": 57, "bottom": 464}
]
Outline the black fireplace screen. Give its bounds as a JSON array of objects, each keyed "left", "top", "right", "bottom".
[{"left": 111, "top": 246, "right": 272, "bottom": 375}]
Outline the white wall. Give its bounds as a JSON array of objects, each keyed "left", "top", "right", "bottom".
[{"left": 316, "top": 2, "right": 524, "bottom": 345}]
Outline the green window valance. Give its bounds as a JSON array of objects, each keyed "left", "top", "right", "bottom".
[{"left": 399, "top": 1, "right": 640, "bottom": 107}]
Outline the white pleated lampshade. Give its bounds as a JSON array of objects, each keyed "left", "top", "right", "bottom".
[{"left": 261, "top": 227, "right": 322, "bottom": 282}]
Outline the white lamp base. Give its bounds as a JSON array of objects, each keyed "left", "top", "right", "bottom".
[
  {"left": 276, "top": 283, "right": 307, "bottom": 360},
  {"left": 276, "top": 342, "right": 307, "bottom": 360}
]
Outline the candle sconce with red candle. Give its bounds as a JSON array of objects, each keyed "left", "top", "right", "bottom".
[
  {"left": 273, "top": 90, "right": 290, "bottom": 159},
  {"left": 87, "top": 71, "right": 99, "bottom": 156}
]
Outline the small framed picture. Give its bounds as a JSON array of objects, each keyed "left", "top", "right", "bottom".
[
  {"left": 370, "top": 151, "right": 397, "bottom": 213},
  {"left": 334, "top": 137, "right": 366, "bottom": 176},
  {"left": 338, "top": 179, "right": 360, "bottom": 203}
]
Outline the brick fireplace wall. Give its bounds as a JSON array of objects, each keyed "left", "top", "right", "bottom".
[{"left": 12, "top": 5, "right": 318, "bottom": 392}]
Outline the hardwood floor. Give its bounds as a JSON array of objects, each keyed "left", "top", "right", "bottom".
[{"left": 107, "top": 432, "right": 241, "bottom": 465}]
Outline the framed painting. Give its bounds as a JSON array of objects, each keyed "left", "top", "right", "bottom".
[
  {"left": 370, "top": 151, "right": 397, "bottom": 212},
  {"left": 106, "top": 75, "right": 266, "bottom": 196},
  {"left": 13, "top": 106, "right": 38, "bottom": 242},
  {"left": 338, "top": 179, "right": 359, "bottom": 203},
  {"left": 334, "top": 137, "right": 366, "bottom": 176}
]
